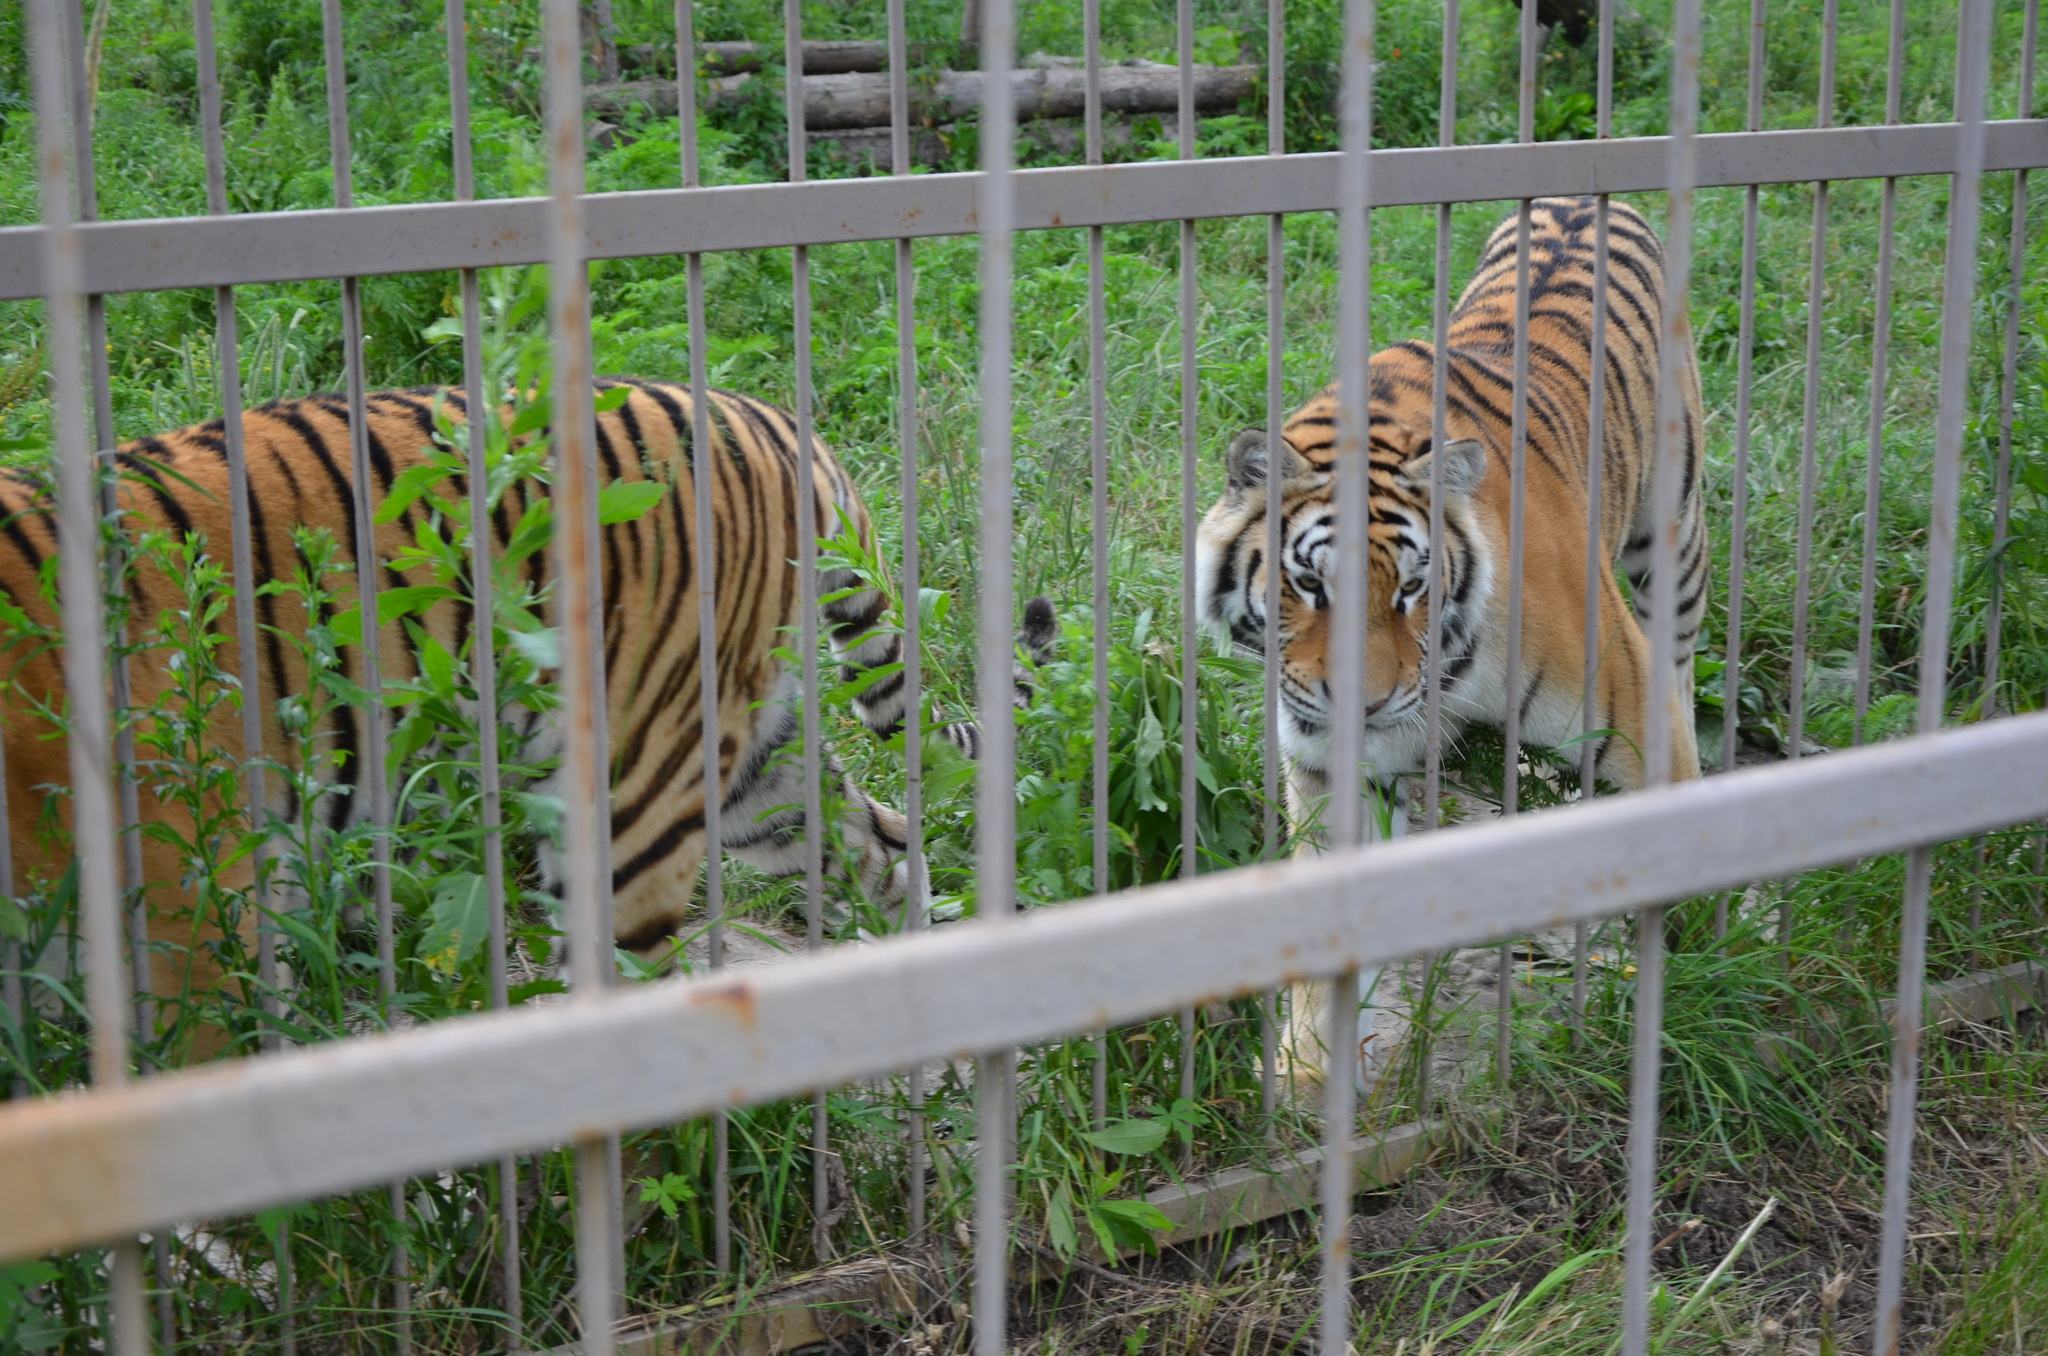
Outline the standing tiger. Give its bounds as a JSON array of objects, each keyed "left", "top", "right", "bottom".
[
  {"left": 1197, "top": 196, "right": 1707, "bottom": 1085},
  {"left": 0, "top": 380, "right": 1015, "bottom": 1056}
]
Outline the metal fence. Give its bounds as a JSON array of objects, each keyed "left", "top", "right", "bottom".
[{"left": 2, "top": 0, "right": 2045, "bottom": 1353}]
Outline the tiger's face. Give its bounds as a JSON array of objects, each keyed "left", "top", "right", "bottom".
[{"left": 1195, "top": 419, "right": 1490, "bottom": 785}]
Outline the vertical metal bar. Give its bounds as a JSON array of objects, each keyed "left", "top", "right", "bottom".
[
  {"left": 0, "top": 720, "right": 18, "bottom": 1102},
  {"left": 1085, "top": 0, "right": 1114, "bottom": 1134},
  {"left": 1984, "top": 0, "right": 2038, "bottom": 718},
  {"left": 1576, "top": 0, "right": 1618, "bottom": 1027},
  {"left": 542, "top": 0, "right": 617, "bottom": 1344},
  {"left": 1580, "top": 9, "right": 1615, "bottom": 799},
  {"left": 1494, "top": 0, "right": 1538, "bottom": 1090},
  {"left": 781, "top": 0, "right": 833, "bottom": 1263},
  {"left": 1418, "top": 0, "right": 1457, "bottom": 1097},
  {"left": 194, "top": 1, "right": 282, "bottom": 1345},
  {"left": 973, "top": 0, "right": 1017, "bottom": 1344},
  {"left": 1327, "top": 0, "right": 1373, "bottom": 858},
  {"left": 1621, "top": 0, "right": 1697, "bottom": 1347},
  {"left": 882, "top": 0, "right": 928, "bottom": 1241},
  {"left": 28, "top": 2, "right": 146, "bottom": 1351},
  {"left": 63, "top": 0, "right": 150, "bottom": 1069},
  {"left": 1421, "top": 0, "right": 1457, "bottom": 829},
  {"left": 1259, "top": 0, "right": 1285, "bottom": 1118},
  {"left": 444, "top": 0, "right": 522, "bottom": 1334},
  {"left": 675, "top": 0, "right": 732, "bottom": 1274},
  {"left": 1856, "top": 0, "right": 1909, "bottom": 745},
  {"left": 1321, "top": 0, "right": 1372, "bottom": 1345},
  {"left": 1176, "top": 0, "right": 1199, "bottom": 1112},
  {"left": 318, "top": 0, "right": 394, "bottom": 1009},
  {"left": 672, "top": 0, "right": 731, "bottom": 1274},
  {"left": 1874, "top": 4, "right": 1989, "bottom": 1349},
  {"left": 1787, "top": 0, "right": 1839, "bottom": 762},
  {"left": 317, "top": 9, "right": 410, "bottom": 1345},
  {"left": 1316, "top": 968, "right": 1359, "bottom": 1356},
  {"left": 192, "top": 0, "right": 272, "bottom": 1056},
  {"left": 1262, "top": 0, "right": 1285, "bottom": 866},
  {"left": 1724, "top": 0, "right": 1766, "bottom": 772}
]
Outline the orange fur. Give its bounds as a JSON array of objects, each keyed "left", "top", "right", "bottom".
[
  {"left": 1197, "top": 197, "right": 1708, "bottom": 1086},
  {"left": 0, "top": 381, "right": 920, "bottom": 1057}
]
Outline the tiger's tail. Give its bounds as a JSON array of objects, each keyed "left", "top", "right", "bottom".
[
  {"left": 820, "top": 578, "right": 1059, "bottom": 759},
  {"left": 929, "top": 595, "right": 1060, "bottom": 759}
]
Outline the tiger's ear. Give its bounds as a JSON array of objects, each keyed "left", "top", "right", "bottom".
[
  {"left": 1225, "top": 428, "right": 1307, "bottom": 494},
  {"left": 1404, "top": 438, "right": 1487, "bottom": 499}
]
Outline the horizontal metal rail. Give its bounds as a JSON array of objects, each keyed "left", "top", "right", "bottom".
[
  {"left": 3, "top": 711, "right": 2046, "bottom": 1262},
  {"left": 1, "top": 120, "right": 2040, "bottom": 301}
]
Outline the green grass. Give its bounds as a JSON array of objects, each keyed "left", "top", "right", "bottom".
[{"left": 2, "top": 0, "right": 2047, "bottom": 1351}]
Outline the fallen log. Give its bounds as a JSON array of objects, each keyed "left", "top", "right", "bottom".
[
  {"left": 528, "top": 39, "right": 889, "bottom": 76},
  {"left": 586, "top": 61, "right": 1259, "bottom": 131}
]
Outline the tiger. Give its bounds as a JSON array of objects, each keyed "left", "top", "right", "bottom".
[
  {"left": 1196, "top": 196, "right": 1707, "bottom": 1088},
  {"left": 0, "top": 379, "right": 1038, "bottom": 1057}
]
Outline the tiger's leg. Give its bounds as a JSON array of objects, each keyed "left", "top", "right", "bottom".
[
  {"left": 1, "top": 790, "right": 256, "bottom": 1063},
  {"left": 719, "top": 673, "right": 917, "bottom": 928},
  {"left": 1588, "top": 571, "right": 1700, "bottom": 792},
  {"left": 1616, "top": 423, "right": 1707, "bottom": 783},
  {"left": 1274, "top": 762, "right": 1393, "bottom": 1097},
  {"left": 136, "top": 809, "right": 261, "bottom": 1062}
]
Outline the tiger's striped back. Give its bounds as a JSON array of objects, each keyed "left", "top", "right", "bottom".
[
  {"left": 1198, "top": 194, "right": 1705, "bottom": 814},
  {"left": 1197, "top": 195, "right": 1707, "bottom": 1092},
  {"left": 0, "top": 380, "right": 965, "bottom": 1051}
]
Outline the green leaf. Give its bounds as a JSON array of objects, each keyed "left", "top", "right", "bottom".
[
  {"left": 0, "top": 892, "right": 26, "bottom": 941},
  {"left": 375, "top": 463, "right": 450, "bottom": 524},
  {"left": 379, "top": 585, "right": 457, "bottom": 624},
  {"left": 1046, "top": 1181, "right": 1080, "bottom": 1260},
  {"left": 1089, "top": 1196, "right": 1174, "bottom": 1255},
  {"left": 594, "top": 386, "right": 632, "bottom": 413},
  {"left": 597, "top": 478, "right": 667, "bottom": 525},
  {"left": 418, "top": 872, "right": 489, "bottom": 974},
  {"left": 412, "top": 626, "right": 456, "bottom": 696},
  {"left": 329, "top": 587, "right": 457, "bottom": 648},
  {"left": 500, "top": 499, "right": 554, "bottom": 571},
  {"left": 509, "top": 394, "right": 553, "bottom": 436},
  {"left": 636, "top": 1171, "right": 695, "bottom": 1221},
  {"left": 510, "top": 627, "right": 562, "bottom": 670},
  {"left": 1081, "top": 1116, "right": 1169, "bottom": 1157},
  {"left": 1093, "top": 1198, "right": 1172, "bottom": 1233}
]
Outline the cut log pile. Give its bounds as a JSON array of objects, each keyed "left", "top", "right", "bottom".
[{"left": 581, "top": 52, "right": 1259, "bottom": 134}]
